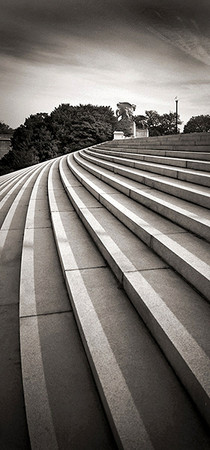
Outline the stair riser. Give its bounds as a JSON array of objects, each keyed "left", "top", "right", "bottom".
[
  {"left": 100, "top": 142, "right": 210, "bottom": 155},
  {"left": 70, "top": 154, "right": 210, "bottom": 303},
  {"left": 100, "top": 194, "right": 210, "bottom": 302},
  {"left": 74, "top": 154, "right": 210, "bottom": 242},
  {"left": 111, "top": 135, "right": 210, "bottom": 143},
  {"left": 100, "top": 147, "right": 210, "bottom": 160},
  {"left": 92, "top": 149, "right": 210, "bottom": 170},
  {"left": 187, "top": 161, "right": 210, "bottom": 171},
  {"left": 61, "top": 161, "right": 210, "bottom": 428},
  {"left": 151, "top": 238, "right": 210, "bottom": 302},
  {"left": 123, "top": 274, "right": 210, "bottom": 429},
  {"left": 111, "top": 144, "right": 210, "bottom": 152},
  {"left": 131, "top": 190, "right": 210, "bottom": 242},
  {"left": 81, "top": 154, "right": 210, "bottom": 208},
  {"left": 166, "top": 151, "right": 210, "bottom": 161},
  {"left": 86, "top": 150, "right": 210, "bottom": 187},
  {"left": 113, "top": 166, "right": 209, "bottom": 208}
]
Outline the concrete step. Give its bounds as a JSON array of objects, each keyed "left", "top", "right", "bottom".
[
  {"left": 84, "top": 148, "right": 210, "bottom": 187},
  {"left": 72, "top": 152, "right": 210, "bottom": 242},
  {"left": 0, "top": 167, "right": 31, "bottom": 188},
  {"left": 79, "top": 150, "right": 210, "bottom": 209},
  {"left": 110, "top": 144, "right": 210, "bottom": 152},
  {"left": 97, "top": 143, "right": 210, "bottom": 160},
  {"left": 0, "top": 165, "right": 48, "bottom": 230},
  {"left": 68, "top": 153, "right": 210, "bottom": 302},
  {"left": 19, "top": 159, "right": 116, "bottom": 450},
  {"left": 105, "top": 132, "right": 210, "bottom": 150},
  {"left": 111, "top": 133, "right": 210, "bottom": 142},
  {"left": 59, "top": 155, "right": 210, "bottom": 433},
  {"left": 91, "top": 147, "right": 210, "bottom": 171},
  {"left": 1, "top": 137, "right": 210, "bottom": 448},
  {"left": 0, "top": 165, "right": 37, "bottom": 200},
  {"left": 0, "top": 163, "right": 48, "bottom": 449},
  {"left": 0, "top": 165, "right": 35, "bottom": 185},
  {"left": 0, "top": 159, "right": 50, "bottom": 190}
]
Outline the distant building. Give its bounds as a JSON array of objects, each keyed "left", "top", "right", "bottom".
[{"left": 0, "top": 134, "right": 12, "bottom": 159}]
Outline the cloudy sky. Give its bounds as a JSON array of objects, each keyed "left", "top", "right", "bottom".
[{"left": 0, "top": 0, "right": 210, "bottom": 129}]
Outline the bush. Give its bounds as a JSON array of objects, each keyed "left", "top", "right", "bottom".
[{"left": 184, "top": 115, "right": 210, "bottom": 133}]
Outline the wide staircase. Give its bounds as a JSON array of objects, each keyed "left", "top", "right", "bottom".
[{"left": 0, "top": 132, "right": 210, "bottom": 449}]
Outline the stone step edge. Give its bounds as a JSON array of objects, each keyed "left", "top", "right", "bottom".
[
  {"left": 104, "top": 143, "right": 210, "bottom": 152},
  {"left": 0, "top": 164, "right": 45, "bottom": 233},
  {"left": 79, "top": 150, "right": 210, "bottom": 209},
  {"left": 90, "top": 147, "right": 210, "bottom": 171},
  {"left": 68, "top": 153, "right": 210, "bottom": 302},
  {"left": 0, "top": 165, "right": 38, "bottom": 203},
  {"left": 0, "top": 158, "right": 53, "bottom": 188},
  {"left": 84, "top": 149, "right": 210, "bottom": 188},
  {"left": 19, "top": 161, "right": 59, "bottom": 450},
  {"left": 59, "top": 156, "right": 210, "bottom": 429},
  {"left": 86, "top": 148, "right": 210, "bottom": 181},
  {"left": 0, "top": 166, "right": 33, "bottom": 189},
  {"left": 73, "top": 152, "right": 210, "bottom": 242},
  {"left": 49, "top": 158, "right": 154, "bottom": 450},
  {"left": 95, "top": 145, "right": 210, "bottom": 161}
]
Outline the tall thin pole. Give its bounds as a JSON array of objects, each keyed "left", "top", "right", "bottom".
[{"left": 175, "top": 97, "right": 178, "bottom": 133}]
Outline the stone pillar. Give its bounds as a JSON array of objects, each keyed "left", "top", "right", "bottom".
[
  {"left": 136, "top": 129, "right": 149, "bottom": 138},
  {"left": 132, "top": 122, "right": 137, "bottom": 138},
  {"left": 114, "top": 131, "right": 125, "bottom": 140}
]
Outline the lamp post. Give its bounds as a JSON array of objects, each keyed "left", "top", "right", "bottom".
[{"left": 175, "top": 97, "right": 179, "bottom": 133}]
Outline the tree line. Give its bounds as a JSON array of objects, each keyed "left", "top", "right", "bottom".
[
  {"left": 0, "top": 104, "right": 117, "bottom": 175},
  {"left": 0, "top": 104, "right": 209, "bottom": 175}
]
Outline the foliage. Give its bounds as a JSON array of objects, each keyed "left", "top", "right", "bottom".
[
  {"left": 141, "top": 110, "right": 182, "bottom": 136},
  {"left": 114, "top": 117, "right": 133, "bottom": 136},
  {"left": 0, "top": 113, "right": 59, "bottom": 174},
  {"left": 184, "top": 115, "right": 210, "bottom": 133},
  {"left": 0, "top": 121, "right": 14, "bottom": 134},
  {"left": 50, "top": 104, "right": 117, "bottom": 153},
  {"left": 133, "top": 115, "right": 146, "bottom": 129},
  {"left": 0, "top": 104, "right": 117, "bottom": 174},
  {"left": 0, "top": 150, "right": 15, "bottom": 175},
  {"left": 4, "top": 113, "right": 58, "bottom": 174}
]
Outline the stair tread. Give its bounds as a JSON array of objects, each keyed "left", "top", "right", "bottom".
[
  {"left": 1, "top": 133, "right": 210, "bottom": 447},
  {"left": 101, "top": 191, "right": 210, "bottom": 264},
  {"left": 77, "top": 152, "right": 210, "bottom": 218},
  {"left": 20, "top": 160, "right": 116, "bottom": 449},
  {"left": 0, "top": 165, "right": 40, "bottom": 448},
  {"left": 87, "top": 148, "right": 210, "bottom": 179},
  {"left": 59, "top": 155, "right": 210, "bottom": 429},
  {"left": 91, "top": 148, "right": 210, "bottom": 172},
  {"left": 97, "top": 144, "right": 210, "bottom": 160},
  {"left": 93, "top": 146, "right": 210, "bottom": 163},
  {"left": 68, "top": 153, "right": 210, "bottom": 302},
  {"left": 80, "top": 150, "right": 210, "bottom": 196},
  {"left": 73, "top": 152, "right": 210, "bottom": 243},
  {"left": 60, "top": 175, "right": 210, "bottom": 355}
]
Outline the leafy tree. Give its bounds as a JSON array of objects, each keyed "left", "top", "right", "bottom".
[
  {"left": 50, "top": 104, "right": 117, "bottom": 152},
  {"left": 184, "top": 115, "right": 210, "bottom": 133},
  {"left": 11, "top": 113, "right": 58, "bottom": 168},
  {"left": 141, "top": 110, "right": 181, "bottom": 136},
  {"left": 0, "top": 113, "right": 58, "bottom": 174},
  {"left": 159, "top": 112, "right": 181, "bottom": 135},
  {"left": 0, "top": 150, "right": 15, "bottom": 175},
  {"left": 0, "top": 121, "right": 14, "bottom": 134},
  {"left": 114, "top": 117, "right": 133, "bottom": 136},
  {"left": 141, "top": 110, "right": 161, "bottom": 136},
  {"left": 0, "top": 104, "right": 117, "bottom": 174},
  {"left": 133, "top": 115, "right": 146, "bottom": 129}
]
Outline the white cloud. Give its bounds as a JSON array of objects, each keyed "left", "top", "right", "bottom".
[{"left": 1, "top": 1, "right": 210, "bottom": 128}]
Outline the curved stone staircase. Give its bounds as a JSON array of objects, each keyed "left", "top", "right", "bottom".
[{"left": 0, "top": 133, "right": 210, "bottom": 449}]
